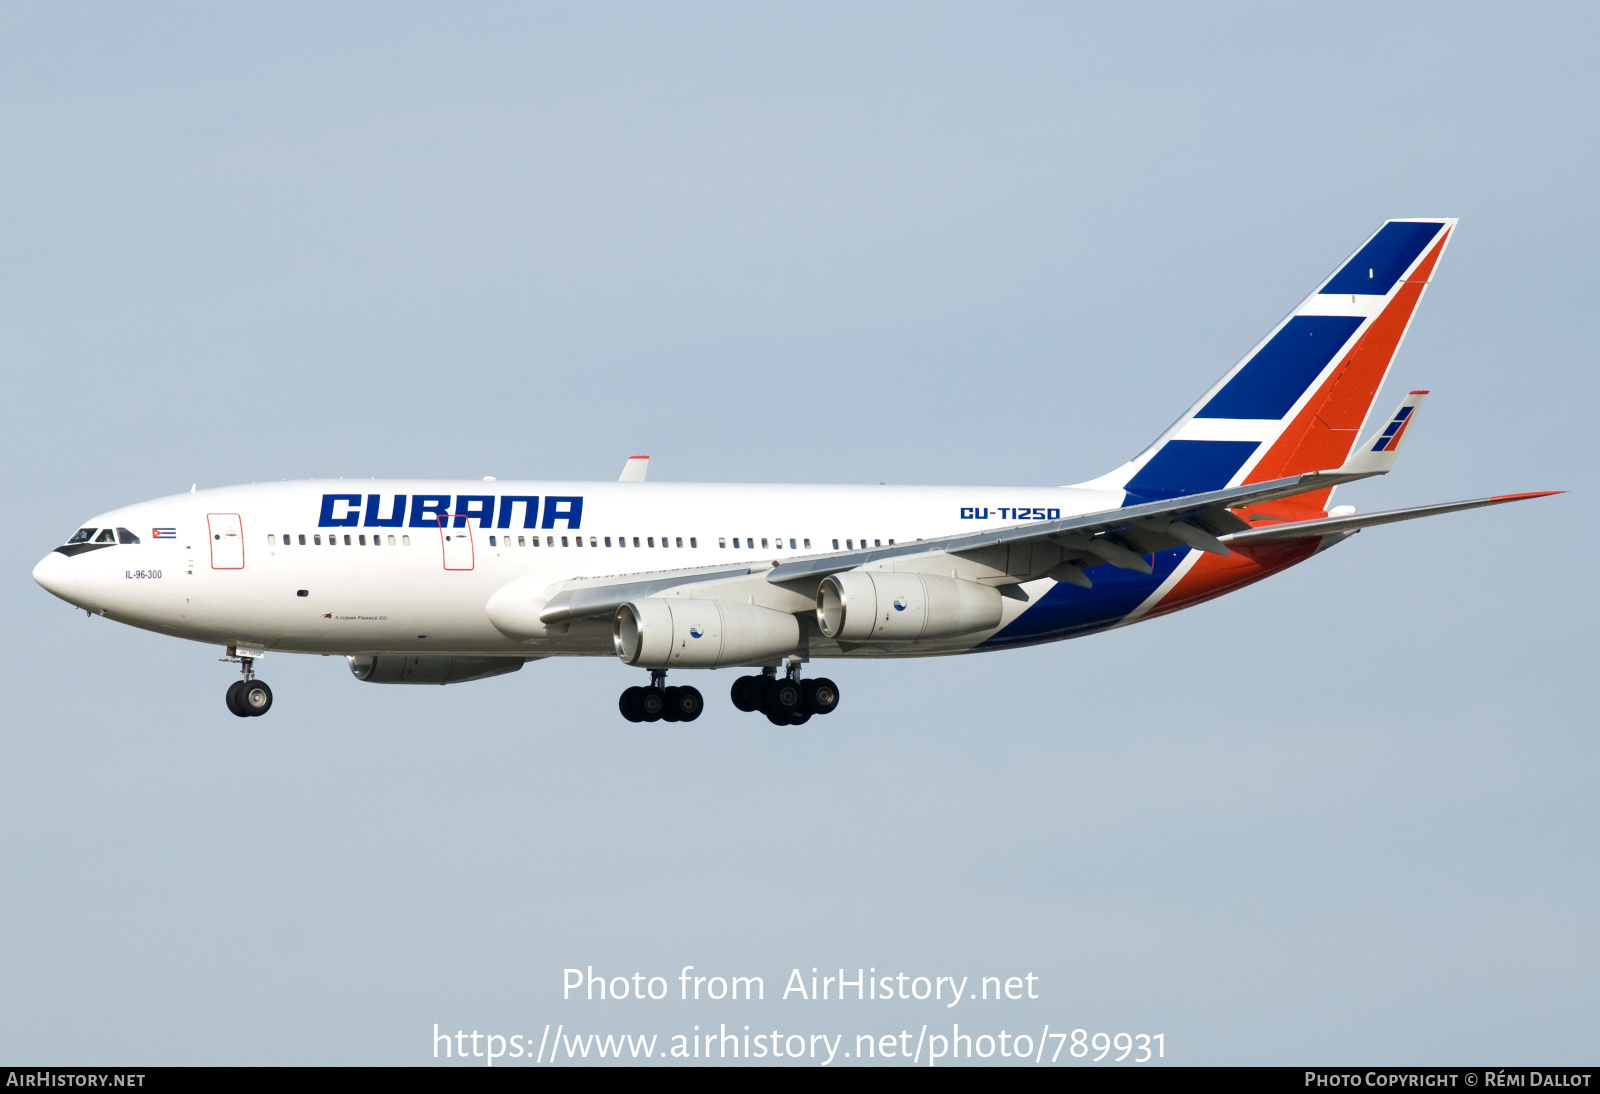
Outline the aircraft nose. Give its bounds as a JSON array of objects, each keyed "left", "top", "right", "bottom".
[{"left": 32, "top": 550, "right": 81, "bottom": 604}]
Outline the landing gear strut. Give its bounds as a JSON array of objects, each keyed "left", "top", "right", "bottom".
[
  {"left": 730, "top": 664, "right": 839, "bottom": 726},
  {"left": 619, "top": 669, "right": 702, "bottom": 724},
  {"left": 223, "top": 656, "right": 273, "bottom": 718}
]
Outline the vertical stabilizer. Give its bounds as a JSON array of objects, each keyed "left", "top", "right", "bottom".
[{"left": 1089, "top": 219, "right": 1455, "bottom": 510}]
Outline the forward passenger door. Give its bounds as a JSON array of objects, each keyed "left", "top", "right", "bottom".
[{"left": 207, "top": 513, "right": 244, "bottom": 569}]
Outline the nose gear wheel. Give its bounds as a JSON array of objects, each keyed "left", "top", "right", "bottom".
[{"left": 223, "top": 657, "right": 273, "bottom": 718}]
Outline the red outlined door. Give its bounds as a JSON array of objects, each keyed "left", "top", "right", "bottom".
[
  {"left": 207, "top": 513, "right": 244, "bottom": 569},
  {"left": 439, "top": 515, "right": 475, "bottom": 571}
]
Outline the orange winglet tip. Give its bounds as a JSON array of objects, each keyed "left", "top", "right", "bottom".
[{"left": 1489, "top": 491, "right": 1564, "bottom": 502}]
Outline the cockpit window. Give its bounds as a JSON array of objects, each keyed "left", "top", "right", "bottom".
[
  {"left": 94, "top": 528, "right": 116, "bottom": 544},
  {"left": 66, "top": 528, "right": 96, "bottom": 544},
  {"left": 116, "top": 528, "right": 140, "bottom": 544}
]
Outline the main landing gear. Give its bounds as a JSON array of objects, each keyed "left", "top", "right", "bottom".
[
  {"left": 224, "top": 656, "right": 273, "bottom": 718},
  {"left": 619, "top": 669, "right": 704, "bottom": 724},
  {"left": 730, "top": 666, "right": 840, "bottom": 726}
]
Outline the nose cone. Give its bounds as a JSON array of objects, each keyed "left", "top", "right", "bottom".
[{"left": 33, "top": 551, "right": 81, "bottom": 604}]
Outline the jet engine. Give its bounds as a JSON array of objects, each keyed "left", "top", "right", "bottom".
[
  {"left": 613, "top": 599, "right": 801, "bottom": 668},
  {"left": 347, "top": 655, "right": 529, "bottom": 684},
  {"left": 816, "top": 571, "right": 1003, "bottom": 642}
]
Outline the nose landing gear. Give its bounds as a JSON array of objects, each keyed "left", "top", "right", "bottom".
[
  {"left": 619, "top": 669, "right": 702, "bottom": 724},
  {"left": 223, "top": 655, "right": 273, "bottom": 718},
  {"left": 730, "top": 665, "right": 839, "bottom": 726}
]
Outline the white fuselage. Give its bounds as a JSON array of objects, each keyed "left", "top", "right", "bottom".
[{"left": 34, "top": 478, "right": 1126, "bottom": 662}]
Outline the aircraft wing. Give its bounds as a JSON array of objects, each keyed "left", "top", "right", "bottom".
[
  {"left": 1219, "top": 491, "right": 1562, "bottom": 546},
  {"left": 534, "top": 562, "right": 785, "bottom": 626},
  {"left": 535, "top": 467, "right": 1380, "bottom": 625},
  {"left": 758, "top": 469, "right": 1379, "bottom": 584}
]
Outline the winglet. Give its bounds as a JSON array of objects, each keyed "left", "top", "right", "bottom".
[
  {"left": 1339, "top": 391, "right": 1428, "bottom": 475},
  {"left": 619, "top": 455, "right": 649, "bottom": 482}
]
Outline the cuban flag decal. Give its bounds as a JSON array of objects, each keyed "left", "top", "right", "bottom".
[{"left": 152, "top": 528, "right": 177, "bottom": 539}]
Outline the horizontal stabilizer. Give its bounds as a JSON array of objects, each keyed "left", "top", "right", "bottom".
[
  {"left": 1339, "top": 391, "right": 1428, "bottom": 475},
  {"left": 1222, "top": 490, "right": 1562, "bottom": 546}
]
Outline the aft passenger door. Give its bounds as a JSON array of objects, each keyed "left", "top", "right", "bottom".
[
  {"left": 207, "top": 513, "right": 244, "bottom": 569},
  {"left": 439, "top": 515, "right": 475, "bottom": 571}
]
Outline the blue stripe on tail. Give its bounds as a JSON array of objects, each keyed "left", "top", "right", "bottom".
[
  {"left": 1320, "top": 221, "right": 1442, "bottom": 297},
  {"left": 1196, "top": 315, "right": 1364, "bottom": 420}
]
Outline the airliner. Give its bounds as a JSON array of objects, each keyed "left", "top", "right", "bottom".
[{"left": 32, "top": 218, "right": 1556, "bottom": 725}]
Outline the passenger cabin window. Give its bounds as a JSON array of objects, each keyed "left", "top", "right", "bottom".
[
  {"left": 94, "top": 528, "right": 116, "bottom": 544},
  {"left": 719, "top": 538, "right": 726, "bottom": 548},
  {"left": 690, "top": 538, "right": 697, "bottom": 548},
  {"left": 402, "top": 535, "right": 410, "bottom": 546},
  {"left": 675, "top": 537, "right": 683, "bottom": 548},
  {"left": 268, "top": 535, "right": 276, "bottom": 545},
  {"left": 298, "top": 534, "right": 306, "bottom": 545},
  {"left": 117, "top": 528, "right": 140, "bottom": 544},
  {"left": 832, "top": 539, "right": 839, "bottom": 549},
  {"left": 67, "top": 528, "right": 96, "bottom": 544},
  {"left": 633, "top": 537, "right": 640, "bottom": 547},
  {"left": 314, "top": 534, "right": 322, "bottom": 545},
  {"left": 804, "top": 539, "right": 811, "bottom": 549}
]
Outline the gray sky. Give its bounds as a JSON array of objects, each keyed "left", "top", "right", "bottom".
[{"left": 2, "top": 2, "right": 1594, "bottom": 1065}]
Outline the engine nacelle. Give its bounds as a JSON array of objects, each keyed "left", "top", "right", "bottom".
[
  {"left": 347, "top": 655, "right": 528, "bottom": 685},
  {"left": 817, "top": 571, "right": 1003, "bottom": 642},
  {"left": 613, "top": 599, "right": 801, "bottom": 668}
]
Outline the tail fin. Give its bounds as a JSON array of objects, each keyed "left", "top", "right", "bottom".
[{"left": 1094, "top": 219, "right": 1456, "bottom": 509}]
